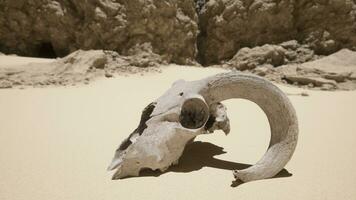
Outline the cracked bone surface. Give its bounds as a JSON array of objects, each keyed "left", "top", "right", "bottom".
[{"left": 108, "top": 72, "right": 298, "bottom": 182}]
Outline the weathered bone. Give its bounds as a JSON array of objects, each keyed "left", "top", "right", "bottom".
[
  {"left": 108, "top": 72, "right": 298, "bottom": 183},
  {"left": 205, "top": 103, "right": 230, "bottom": 135}
]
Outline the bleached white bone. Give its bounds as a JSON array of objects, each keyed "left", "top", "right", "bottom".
[{"left": 108, "top": 72, "right": 298, "bottom": 183}]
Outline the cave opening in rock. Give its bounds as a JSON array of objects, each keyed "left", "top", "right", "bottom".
[{"left": 37, "top": 42, "right": 57, "bottom": 58}]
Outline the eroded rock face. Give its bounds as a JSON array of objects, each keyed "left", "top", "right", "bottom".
[
  {"left": 226, "top": 41, "right": 317, "bottom": 70},
  {"left": 0, "top": 0, "right": 198, "bottom": 64},
  {"left": 199, "top": 0, "right": 356, "bottom": 65},
  {"left": 295, "top": 0, "right": 356, "bottom": 55},
  {"left": 1, "top": 0, "right": 356, "bottom": 66},
  {"left": 199, "top": 0, "right": 296, "bottom": 64}
]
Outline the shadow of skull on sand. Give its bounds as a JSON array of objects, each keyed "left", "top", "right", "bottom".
[{"left": 117, "top": 141, "right": 292, "bottom": 187}]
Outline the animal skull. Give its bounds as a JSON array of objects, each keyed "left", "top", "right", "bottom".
[{"left": 108, "top": 72, "right": 298, "bottom": 182}]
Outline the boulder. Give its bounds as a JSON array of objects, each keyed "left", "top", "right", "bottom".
[
  {"left": 227, "top": 41, "right": 316, "bottom": 70},
  {"left": 283, "top": 75, "right": 337, "bottom": 87},
  {"left": 228, "top": 45, "right": 286, "bottom": 70},
  {"left": 299, "top": 49, "right": 356, "bottom": 76}
]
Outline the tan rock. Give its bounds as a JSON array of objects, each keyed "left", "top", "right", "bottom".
[
  {"left": 0, "top": 0, "right": 198, "bottom": 64},
  {"left": 199, "top": 0, "right": 356, "bottom": 64},
  {"left": 284, "top": 75, "right": 337, "bottom": 87},
  {"left": 0, "top": 49, "right": 163, "bottom": 88},
  {"left": 228, "top": 45, "right": 286, "bottom": 70},
  {"left": 300, "top": 49, "right": 356, "bottom": 76},
  {"left": 350, "top": 72, "right": 356, "bottom": 80}
]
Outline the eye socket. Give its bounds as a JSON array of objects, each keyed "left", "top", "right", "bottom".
[{"left": 179, "top": 97, "right": 209, "bottom": 129}]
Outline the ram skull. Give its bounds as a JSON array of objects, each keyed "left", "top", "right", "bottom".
[{"left": 108, "top": 72, "right": 298, "bottom": 182}]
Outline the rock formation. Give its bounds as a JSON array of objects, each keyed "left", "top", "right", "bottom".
[
  {"left": 226, "top": 40, "right": 317, "bottom": 70},
  {"left": 0, "top": 49, "right": 163, "bottom": 88},
  {"left": 0, "top": 0, "right": 198, "bottom": 64},
  {"left": 1, "top": 0, "right": 356, "bottom": 90},
  {"left": 239, "top": 49, "right": 356, "bottom": 90},
  {"left": 1, "top": 0, "right": 356, "bottom": 65},
  {"left": 198, "top": 0, "right": 356, "bottom": 64}
]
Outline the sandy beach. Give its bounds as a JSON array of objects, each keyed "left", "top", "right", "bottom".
[{"left": 0, "top": 56, "right": 356, "bottom": 200}]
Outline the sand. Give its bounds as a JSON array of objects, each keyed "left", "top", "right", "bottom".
[{"left": 1, "top": 57, "right": 356, "bottom": 200}]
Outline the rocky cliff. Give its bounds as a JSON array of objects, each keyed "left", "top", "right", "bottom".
[
  {"left": 198, "top": 0, "right": 356, "bottom": 64},
  {"left": 1, "top": 0, "right": 356, "bottom": 65},
  {"left": 0, "top": 0, "right": 198, "bottom": 64}
]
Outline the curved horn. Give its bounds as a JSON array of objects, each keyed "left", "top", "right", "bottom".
[{"left": 199, "top": 72, "right": 298, "bottom": 182}]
